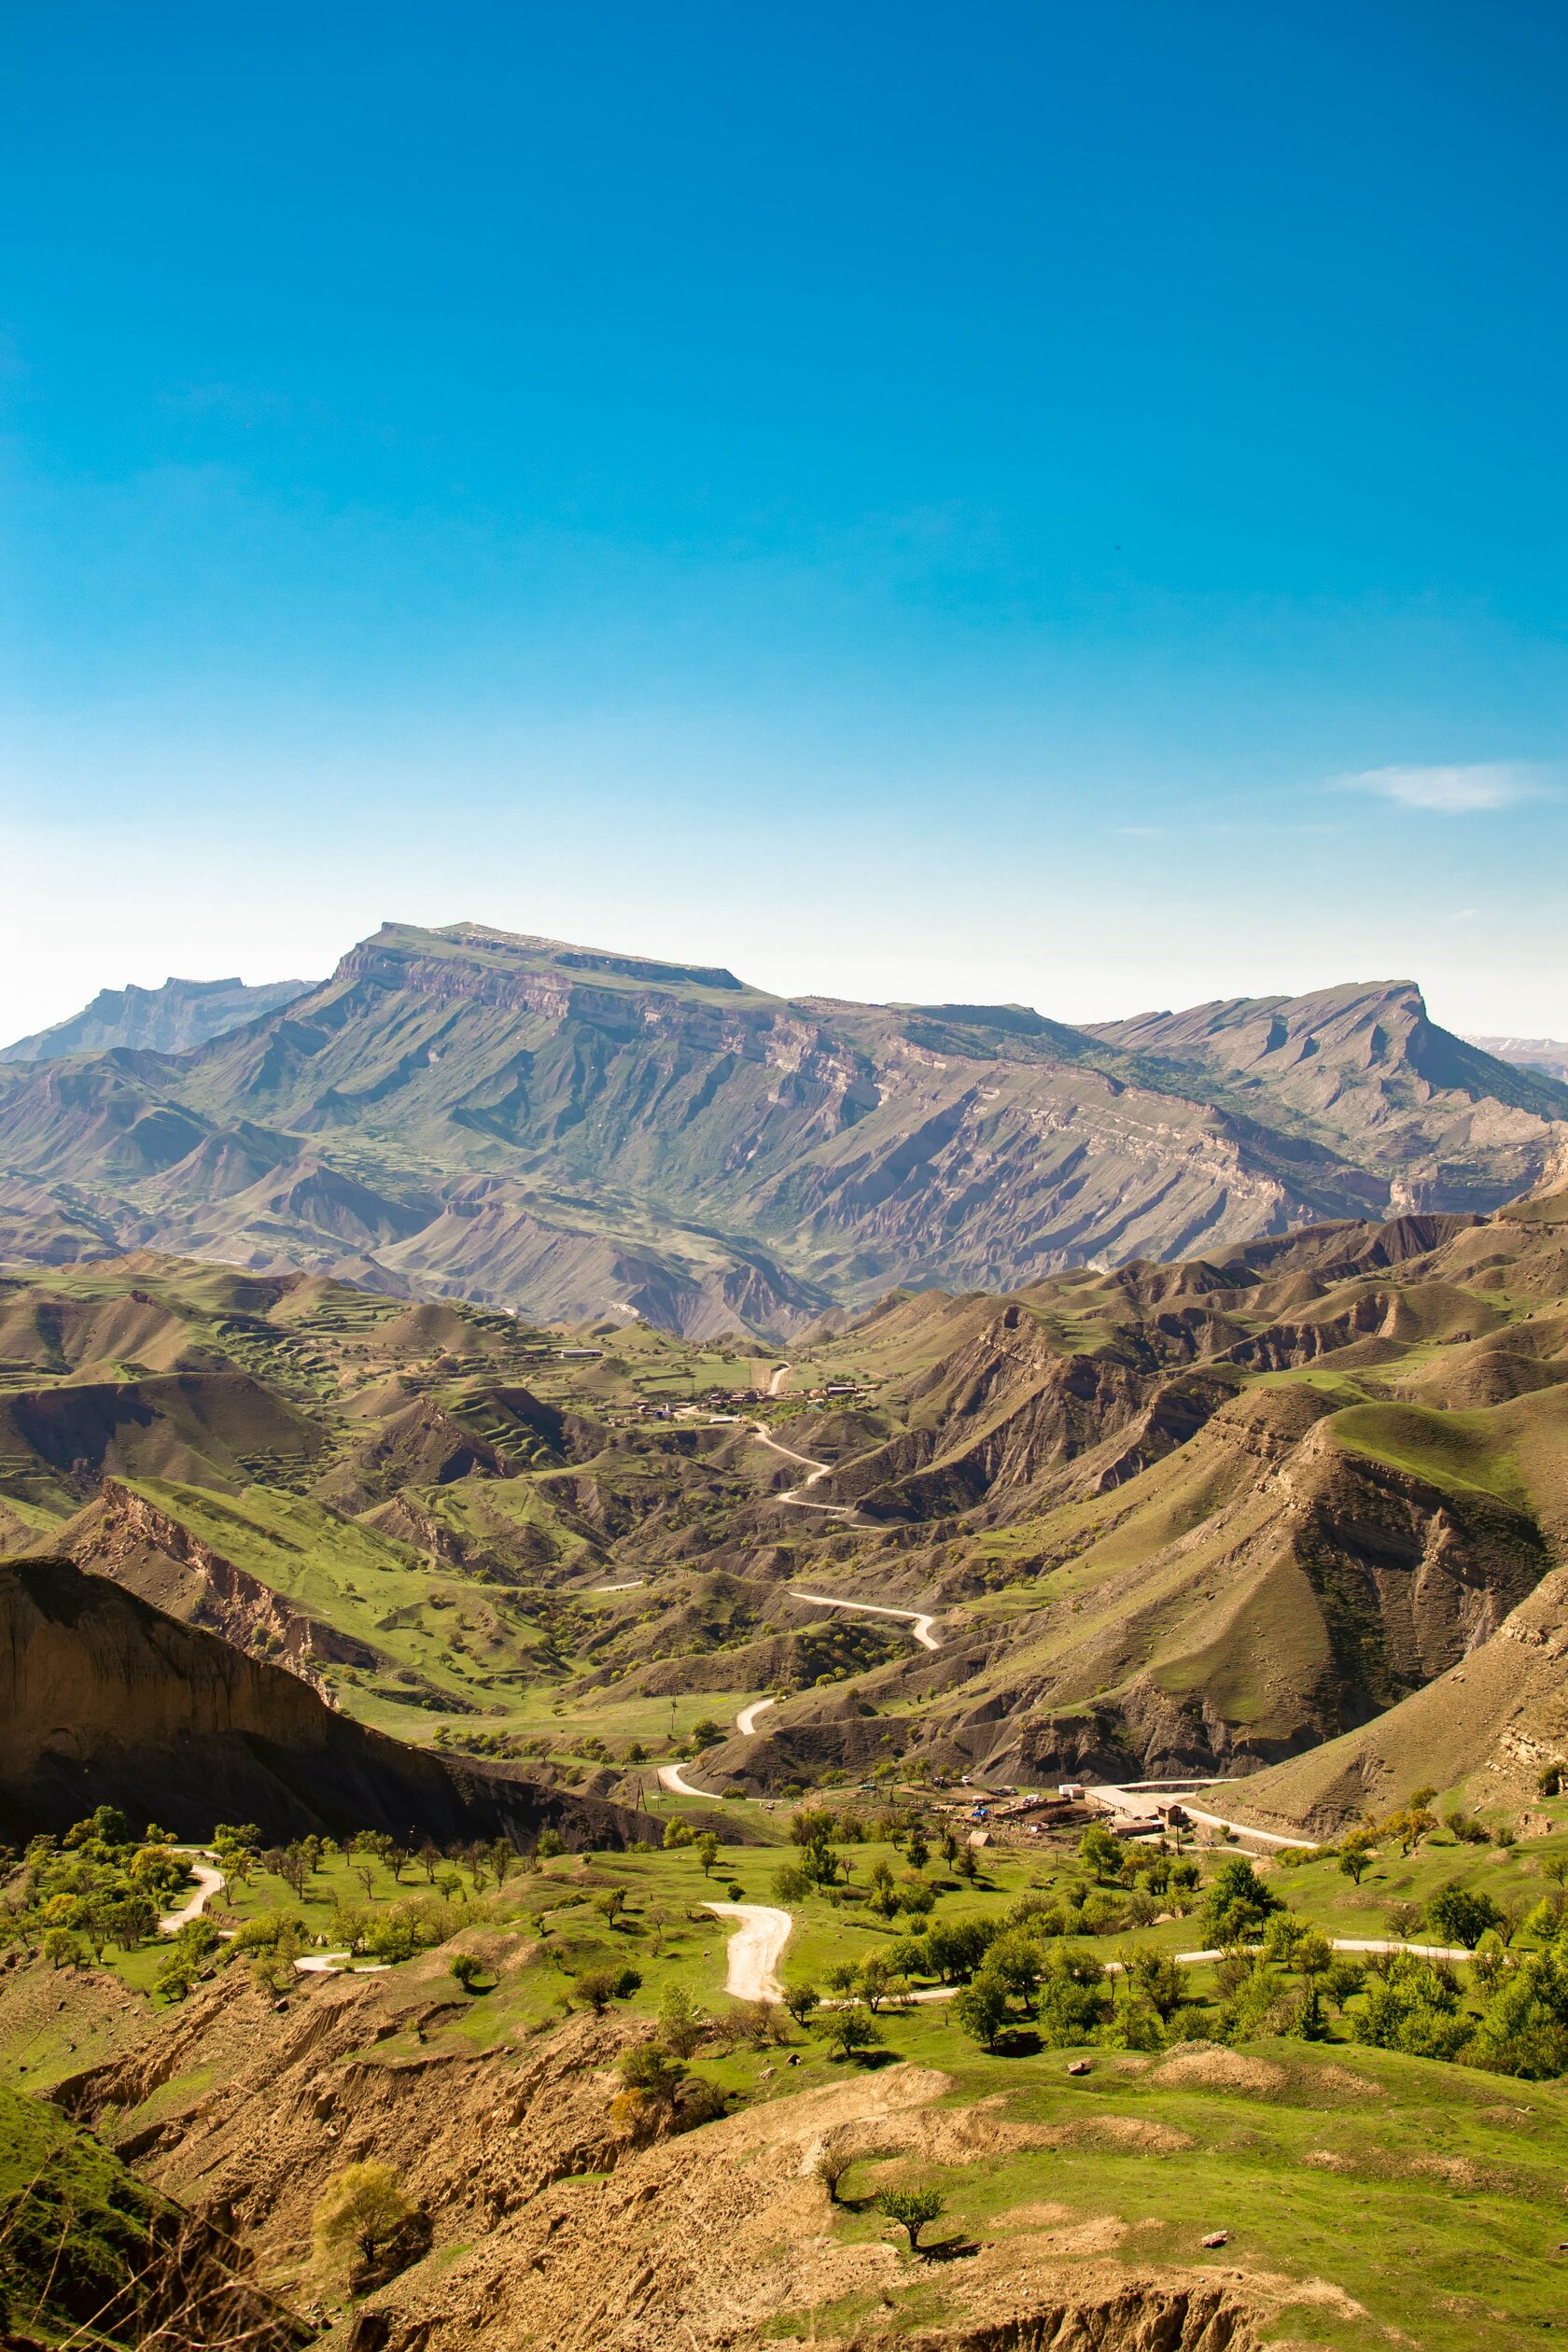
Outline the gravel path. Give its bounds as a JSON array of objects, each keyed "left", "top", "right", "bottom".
[
  {"left": 705, "top": 1901, "right": 793, "bottom": 2000},
  {"left": 159, "top": 1856, "right": 225, "bottom": 1935}
]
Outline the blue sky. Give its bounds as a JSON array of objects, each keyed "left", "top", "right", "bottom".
[{"left": 3, "top": 1, "right": 1565, "bottom": 1037}]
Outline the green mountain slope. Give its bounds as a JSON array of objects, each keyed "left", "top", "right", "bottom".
[{"left": 4, "top": 1181, "right": 1568, "bottom": 1801}]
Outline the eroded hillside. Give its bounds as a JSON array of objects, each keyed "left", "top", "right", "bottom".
[
  {"left": 1, "top": 921, "right": 1562, "bottom": 1336},
  {"left": 4, "top": 1177, "right": 1568, "bottom": 1804}
]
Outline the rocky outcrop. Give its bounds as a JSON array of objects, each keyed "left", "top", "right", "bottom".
[
  {"left": 0, "top": 1556, "right": 657, "bottom": 1847},
  {"left": 49, "top": 1477, "right": 379, "bottom": 1697}
]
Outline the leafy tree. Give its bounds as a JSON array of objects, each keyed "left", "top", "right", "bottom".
[
  {"left": 1337, "top": 1830, "right": 1377, "bottom": 1886},
  {"left": 923, "top": 1918, "right": 997, "bottom": 1982},
  {"left": 1352, "top": 1954, "right": 1469, "bottom": 2061},
  {"left": 449, "top": 1953, "right": 485, "bottom": 1993},
  {"left": 1036, "top": 1945, "right": 1111, "bottom": 2047},
  {"left": 1078, "top": 1823, "right": 1124, "bottom": 1883},
  {"left": 313, "top": 2162, "right": 417, "bottom": 2283},
  {"left": 858, "top": 1954, "right": 898, "bottom": 2012},
  {"left": 1426, "top": 1882, "right": 1505, "bottom": 1951},
  {"left": 1383, "top": 1899, "right": 1422, "bottom": 1941},
  {"left": 876, "top": 2186, "right": 946, "bottom": 2253},
  {"left": 1468, "top": 1944, "right": 1568, "bottom": 2079},
  {"left": 983, "top": 1929, "right": 1044, "bottom": 2007},
  {"left": 953, "top": 1972, "right": 1011, "bottom": 2051},
  {"left": 1121, "top": 1942, "right": 1185, "bottom": 2022},
  {"left": 695, "top": 1832, "right": 721, "bottom": 1877},
  {"left": 662, "top": 1819, "right": 694, "bottom": 1850},
  {"left": 782, "top": 1980, "right": 819, "bottom": 2025},
  {"left": 1201, "top": 1857, "right": 1282, "bottom": 1944},
  {"left": 817, "top": 1998, "right": 883, "bottom": 2063}
]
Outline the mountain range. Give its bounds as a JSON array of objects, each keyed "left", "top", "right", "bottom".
[
  {"left": 1469, "top": 1033, "right": 1568, "bottom": 1083},
  {"left": 2, "top": 920, "right": 1564, "bottom": 1340},
  {"left": 0, "top": 974, "right": 312, "bottom": 1063}
]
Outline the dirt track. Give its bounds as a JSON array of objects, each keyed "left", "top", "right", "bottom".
[{"left": 704, "top": 1900, "right": 792, "bottom": 1999}]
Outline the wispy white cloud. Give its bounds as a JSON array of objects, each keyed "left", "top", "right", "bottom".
[{"left": 1339, "top": 761, "right": 1545, "bottom": 814}]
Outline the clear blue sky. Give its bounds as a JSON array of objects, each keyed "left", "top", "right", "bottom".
[{"left": 3, "top": 1, "right": 1564, "bottom": 1037}]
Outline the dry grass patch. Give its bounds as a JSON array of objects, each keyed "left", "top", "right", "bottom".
[{"left": 1151, "top": 2044, "right": 1286, "bottom": 2095}]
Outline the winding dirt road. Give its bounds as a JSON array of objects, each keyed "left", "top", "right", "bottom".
[
  {"left": 705, "top": 1901, "right": 792, "bottom": 2000},
  {"left": 159, "top": 1855, "right": 225, "bottom": 1935},
  {"left": 750, "top": 1421, "right": 860, "bottom": 1519},
  {"left": 787, "top": 1589, "right": 942, "bottom": 1652},
  {"left": 735, "top": 1696, "right": 777, "bottom": 1738}
]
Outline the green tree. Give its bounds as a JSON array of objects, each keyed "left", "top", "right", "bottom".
[
  {"left": 1201, "top": 1856, "right": 1282, "bottom": 1944},
  {"left": 1078, "top": 1823, "right": 1123, "bottom": 1883},
  {"left": 695, "top": 1831, "right": 721, "bottom": 1877},
  {"left": 782, "top": 1980, "right": 819, "bottom": 2026},
  {"left": 953, "top": 1971, "right": 1010, "bottom": 2051},
  {"left": 876, "top": 2186, "right": 946, "bottom": 2253},
  {"left": 1427, "top": 1882, "right": 1505, "bottom": 1951},
  {"left": 449, "top": 1953, "right": 485, "bottom": 1993},
  {"left": 313, "top": 2162, "right": 416, "bottom": 2282},
  {"left": 817, "top": 1998, "right": 883, "bottom": 2063}
]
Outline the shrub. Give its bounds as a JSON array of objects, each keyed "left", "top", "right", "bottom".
[
  {"left": 449, "top": 1953, "right": 485, "bottom": 1992},
  {"left": 659, "top": 1982, "right": 707, "bottom": 2056}
]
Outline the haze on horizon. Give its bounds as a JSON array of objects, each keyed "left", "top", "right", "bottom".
[{"left": 3, "top": 2, "right": 1564, "bottom": 1042}]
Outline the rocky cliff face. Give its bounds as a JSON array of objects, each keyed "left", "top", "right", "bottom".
[
  {"left": 0, "top": 1556, "right": 656, "bottom": 1847},
  {"left": 50, "top": 1477, "right": 379, "bottom": 1697},
  {"left": 0, "top": 922, "right": 1562, "bottom": 1337}
]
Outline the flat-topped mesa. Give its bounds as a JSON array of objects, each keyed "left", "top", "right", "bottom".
[{"left": 340, "top": 919, "right": 751, "bottom": 1000}]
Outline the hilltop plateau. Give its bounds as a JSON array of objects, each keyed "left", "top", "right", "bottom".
[{"left": 1, "top": 921, "right": 1562, "bottom": 1337}]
